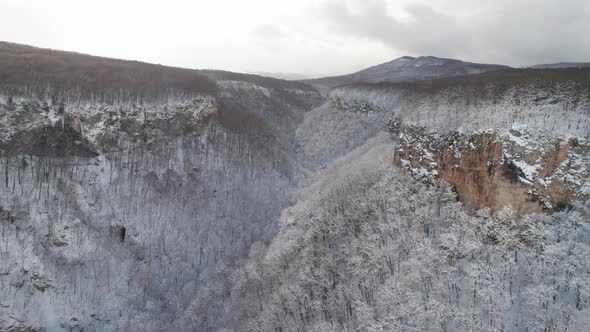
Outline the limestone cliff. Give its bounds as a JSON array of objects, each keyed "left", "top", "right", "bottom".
[{"left": 394, "top": 126, "right": 589, "bottom": 215}]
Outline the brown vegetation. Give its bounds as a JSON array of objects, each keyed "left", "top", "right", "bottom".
[
  {"left": 0, "top": 41, "right": 217, "bottom": 104},
  {"left": 349, "top": 67, "right": 590, "bottom": 95}
]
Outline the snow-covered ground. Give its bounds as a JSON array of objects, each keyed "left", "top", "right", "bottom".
[
  {"left": 0, "top": 76, "right": 315, "bottom": 330},
  {"left": 0, "top": 54, "right": 589, "bottom": 331},
  {"left": 330, "top": 77, "right": 590, "bottom": 142}
]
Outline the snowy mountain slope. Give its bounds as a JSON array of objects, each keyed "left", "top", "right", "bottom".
[
  {"left": 210, "top": 66, "right": 590, "bottom": 331},
  {"left": 330, "top": 68, "right": 590, "bottom": 140},
  {"left": 304, "top": 56, "right": 510, "bottom": 92},
  {"left": 0, "top": 42, "right": 321, "bottom": 331},
  {"left": 324, "top": 68, "right": 590, "bottom": 214},
  {"left": 213, "top": 132, "right": 590, "bottom": 332},
  {"left": 0, "top": 41, "right": 589, "bottom": 332}
]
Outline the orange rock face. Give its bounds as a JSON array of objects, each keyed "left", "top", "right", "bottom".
[
  {"left": 395, "top": 128, "right": 587, "bottom": 215},
  {"left": 436, "top": 133, "right": 540, "bottom": 215}
]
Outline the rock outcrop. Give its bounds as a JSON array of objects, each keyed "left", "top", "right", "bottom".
[{"left": 394, "top": 126, "right": 589, "bottom": 215}]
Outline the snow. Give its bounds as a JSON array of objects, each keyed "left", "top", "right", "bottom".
[
  {"left": 285, "top": 88, "right": 318, "bottom": 97},
  {"left": 330, "top": 79, "right": 590, "bottom": 144},
  {"left": 0, "top": 94, "right": 217, "bottom": 148},
  {"left": 1, "top": 57, "right": 589, "bottom": 331},
  {"left": 513, "top": 160, "right": 540, "bottom": 181},
  {"left": 506, "top": 132, "right": 528, "bottom": 147},
  {"left": 218, "top": 80, "right": 271, "bottom": 98},
  {"left": 0, "top": 86, "right": 284, "bottom": 331},
  {"left": 511, "top": 124, "right": 529, "bottom": 131}
]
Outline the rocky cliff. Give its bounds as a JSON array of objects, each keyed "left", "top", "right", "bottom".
[
  {"left": 394, "top": 126, "right": 589, "bottom": 215},
  {"left": 328, "top": 68, "right": 590, "bottom": 213}
]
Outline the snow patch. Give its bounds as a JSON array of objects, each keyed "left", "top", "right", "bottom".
[
  {"left": 513, "top": 160, "right": 540, "bottom": 182},
  {"left": 218, "top": 80, "right": 271, "bottom": 98}
]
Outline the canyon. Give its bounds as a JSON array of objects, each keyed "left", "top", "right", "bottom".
[{"left": 0, "top": 42, "right": 589, "bottom": 331}]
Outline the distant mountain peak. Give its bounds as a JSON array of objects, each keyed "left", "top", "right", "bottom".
[
  {"left": 531, "top": 62, "right": 590, "bottom": 69},
  {"left": 305, "top": 56, "right": 510, "bottom": 91}
]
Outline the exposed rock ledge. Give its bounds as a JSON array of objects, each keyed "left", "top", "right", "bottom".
[{"left": 392, "top": 124, "right": 589, "bottom": 215}]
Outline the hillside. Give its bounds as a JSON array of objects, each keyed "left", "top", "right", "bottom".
[
  {"left": 304, "top": 56, "right": 510, "bottom": 92},
  {"left": 0, "top": 42, "right": 321, "bottom": 331},
  {"left": 220, "top": 65, "right": 590, "bottom": 332},
  {"left": 327, "top": 68, "right": 590, "bottom": 213},
  {"left": 0, "top": 41, "right": 218, "bottom": 103},
  {"left": 531, "top": 62, "right": 590, "bottom": 69}
]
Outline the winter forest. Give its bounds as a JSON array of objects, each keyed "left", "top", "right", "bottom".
[{"left": 0, "top": 40, "right": 589, "bottom": 332}]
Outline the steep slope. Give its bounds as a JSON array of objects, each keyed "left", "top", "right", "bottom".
[
  {"left": 327, "top": 68, "right": 590, "bottom": 214},
  {"left": 217, "top": 135, "right": 590, "bottom": 331},
  {"left": 0, "top": 41, "right": 217, "bottom": 102},
  {"left": 304, "top": 56, "right": 510, "bottom": 92},
  {"left": 211, "top": 67, "right": 590, "bottom": 332},
  {"left": 0, "top": 42, "right": 321, "bottom": 331}
]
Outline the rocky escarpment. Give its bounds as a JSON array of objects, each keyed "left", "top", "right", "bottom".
[
  {"left": 393, "top": 125, "right": 589, "bottom": 215},
  {"left": 0, "top": 94, "right": 218, "bottom": 157},
  {"left": 327, "top": 69, "right": 590, "bottom": 213}
]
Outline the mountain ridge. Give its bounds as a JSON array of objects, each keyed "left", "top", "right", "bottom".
[
  {"left": 303, "top": 55, "right": 512, "bottom": 92},
  {"left": 531, "top": 62, "right": 590, "bottom": 69}
]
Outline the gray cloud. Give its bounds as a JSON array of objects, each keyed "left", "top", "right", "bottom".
[
  {"left": 251, "top": 24, "right": 286, "bottom": 39},
  {"left": 1, "top": 0, "right": 588, "bottom": 76},
  {"left": 318, "top": 0, "right": 590, "bottom": 66}
]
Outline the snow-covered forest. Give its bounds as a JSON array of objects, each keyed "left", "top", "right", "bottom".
[
  {"left": 0, "top": 42, "right": 589, "bottom": 331},
  {"left": 210, "top": 135, "right": 590, "bottom": 331}
]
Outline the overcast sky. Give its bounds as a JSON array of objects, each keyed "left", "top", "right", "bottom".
[{"left": 1, "top": 0, "right": 589, "bottom": 77}]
